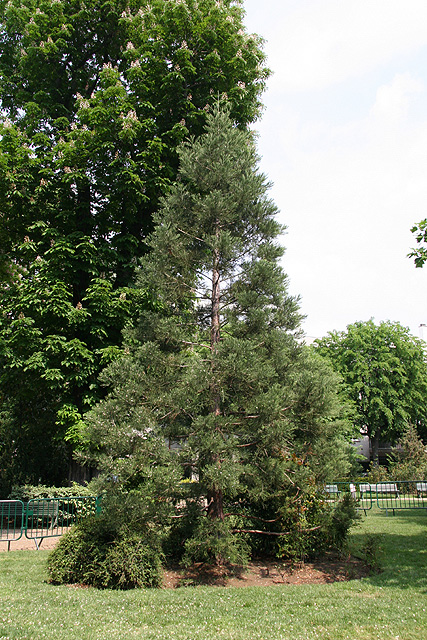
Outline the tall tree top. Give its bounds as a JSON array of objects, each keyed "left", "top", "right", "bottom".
[
  {"left": 0, "top": 0, "right": 270, "bottom": 278},
  {"left": 315, "top": 319, "right": 427, "bottom": 452}
]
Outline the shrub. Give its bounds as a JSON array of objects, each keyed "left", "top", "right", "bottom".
[
  {"left": 47, "top": 516, "right": 112, "bottom": 586},
  {"left": 388, "top": 424, "right": 427, "bottom": 481},
  {"left": 365, "top": 464, "right": 390, "bottom": 483},
  {"left": 359, "top": 533, "right": 384, "bottom": 573},
  {"left": 181, "top": 517, "right": 249, "bottom": 568},
  {"left": 47, "top": 513, "right": 164, "bottom": 589},
  {"left": 8, "top": 483, "right": 93, "bottom": 501},
  {"left": 275, "top": 489, "right": 359, "bottom": 563},
  {"left": 102, "top": 536, "right": 164, "bottom": 589},
  {"left": 47, "top": 490, "right": 169, "bottom": 589},
  {"left": 329, "top": 492, "right": 360, "bottom": 548}
]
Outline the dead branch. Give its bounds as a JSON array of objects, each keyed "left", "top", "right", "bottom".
[
  {"left": 182, "top": 340, "right": 212, "bottom": 350},
  {"left": 177, "top": 227, "right": 207, "bottom": 244},
  {"left": 224, "top": 513, "right": 281, "bottom": 523},
  {"left": 231, "top": 525, "right": 322, "bottom": 536}
]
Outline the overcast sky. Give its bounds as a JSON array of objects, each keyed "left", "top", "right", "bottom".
[{"left": 243, "top": 0, "right": 427, "bottom": 341}]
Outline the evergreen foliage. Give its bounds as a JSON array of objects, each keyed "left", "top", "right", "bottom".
[
  {"left": 0, "top": 0, "right": 269, "bottom": 485},
  {"left": 388, "top": 423, "right": 427, "bottom": 481},
  {"left": 80, "top": 106, "right": 356, "bottom": 568},
  {"left": 47, "top": 505, "right": 165, "bottom": 588}
]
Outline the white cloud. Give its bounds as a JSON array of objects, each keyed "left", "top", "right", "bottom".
[
  {"left": 249, "top": 0, "right": 427, "bottom": 92},
  {"left": 370, "top": 74, "right": 424, "bottom": 125}
]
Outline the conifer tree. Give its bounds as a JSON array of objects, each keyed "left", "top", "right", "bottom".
[
  {"left": 142, "top": 103, "right": 302, "bottom": 523},
  {"left": 83, "top": 106, "right": 354, "bottom": 563}
]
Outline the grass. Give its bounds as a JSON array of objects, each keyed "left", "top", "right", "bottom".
[{"left": 0, "top": 508, "right": 426, "bottom": 640}]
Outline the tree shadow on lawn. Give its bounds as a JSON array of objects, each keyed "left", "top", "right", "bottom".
[{"left": 350, "top": 529, "right": 427, "bottom": 593}]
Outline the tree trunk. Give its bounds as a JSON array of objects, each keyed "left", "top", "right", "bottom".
[
  {"left": 207, "top": 237, "right": 224, "bottom": 521},
  {"left": 207, "top": 487, "right": 224, "bottom": 520},
  {"left": 371, "top": 431, "right": 380, "bottom": 466},
  {"left": 211, "top": 242, "right": 221, "bottom": 358}
]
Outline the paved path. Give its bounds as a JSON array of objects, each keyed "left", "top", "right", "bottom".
[{"left": 0, "top": 532, "right": 62, "bottom": 551}]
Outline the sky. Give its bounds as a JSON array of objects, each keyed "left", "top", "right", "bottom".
[{"left": 243, "top": 0, "right": 427, "bottom": 342}]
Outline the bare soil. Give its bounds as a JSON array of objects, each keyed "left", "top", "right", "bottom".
[
  {"left": 1, "top": 535, "right": 370, "bottom": 588},
  {"left": 162, "top": 553, "right": 370, "bottom": 588}
]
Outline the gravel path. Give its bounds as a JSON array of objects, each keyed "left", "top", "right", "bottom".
[{"left": 0, "top": 532, "right": 62, "bottom": 552}]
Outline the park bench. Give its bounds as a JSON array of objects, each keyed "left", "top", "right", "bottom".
[
  {"left": 26, "top": 501, "right": 59, "bottom": 530},
  {"left": 416, "top": 482, "right": 427, "bottom": 497},
  {"left": 0, "top": 500, "right": 26, "bottom": 526},
  {"left": 0, "top": 500, "right": 59, "bottom": 550},
  {"left": 25, "top": 500, "right": 60, "bottom": 550},
  {"left": 373, "top": 483, "right": 399, "bottom": 497},
  {"left": 324, "top": 484, "right": 340, "bottom": 499},
  {"left": 1, "top": 500, "right": 59, "bottom": 527},
  {"left": 359, "top": 483, "right": 371, "bottom": 498}
]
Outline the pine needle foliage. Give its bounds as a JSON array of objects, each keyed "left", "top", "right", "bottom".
[{"left": 82, "top": 105, "right": 355, "bottom": 566}]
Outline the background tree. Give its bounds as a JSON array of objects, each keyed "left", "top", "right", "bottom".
[
  {"left": 0, "top": 0, "right": 269, "bottom": 487},
  {"left": 409, "top": 219, "right": 427, "bottom": 267},
  {"left": 81, "top": 106, "right": 355, "bottom": 565},
  {"left": 315, "top": 319, "right": 427, "bottom": 464},
  {"left": 388, "top": 423, "right": 427, "bottom": 481}
]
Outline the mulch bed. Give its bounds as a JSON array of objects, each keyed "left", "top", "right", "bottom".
[{"left": 162, "top": 552, "right": 370, "bottom": 588}]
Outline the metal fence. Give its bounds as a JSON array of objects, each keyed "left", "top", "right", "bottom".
[
  {"left": 0, "top": 496, "right": 100, "bottom": 550},
  {"left": 323, "top": 481, "right": 427, "bottom": 515},
  {"left": 0, "top": 500, "right": 25, "bottom": 549}
]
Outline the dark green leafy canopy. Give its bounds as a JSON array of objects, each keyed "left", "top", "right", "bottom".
[
  {"left": 0, "top": 0, "right": 269, "bottom": 276},
  {"left": 315, "top": 319, "right": 427, "bottom": 460},
  {"left": 0, "top": 0, "right": 269, "bottom": 484}
]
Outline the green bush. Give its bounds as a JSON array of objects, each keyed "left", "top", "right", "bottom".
[
  {"left": 8, "top": 483, "right": 93, "bottom": 501},
  {"left": 181, "top": 516, "right": 249, "bottom": 568},
  {"left": 329, "top": 493, "right": 360, "bottom": 548},
  {"left": 47, "top": 518, "right": 109, "bottom": 586},
  {"left": 388, "top": 424, "right": 427, "bottom": 481},
  {"left": 47, "top": 491, "right": 168, "bottom": 589},
  {"left": 102, "top": 536, "right": 164, "bottom": 589},
  {"left": 47, "top": 514, "right": 164, "bottom": 589},
  {"left": 359, "top": 533, "right": 384, "bottom": 573},
  {"left": 275, "top": 489, "right": 359, "bottom": 563},
  {"left": 365, "top": 464, "right": 390, "bottom": 483}
]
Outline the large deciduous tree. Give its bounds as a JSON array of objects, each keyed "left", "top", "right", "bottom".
[
  {"left": 0, "top": 0, "right": 269, "bottom": 486},
  {"left": 315, "top": 319, "right": 427, "bottom": 464},
  {"left": 81, "top": 106, "right": 355, "bottom": 564}
]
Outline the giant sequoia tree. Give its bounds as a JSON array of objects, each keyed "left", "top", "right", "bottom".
[
  {"left": 82, "top": 106, "right": 354, "bottom": 564},
  {"left": 0, "top": 0, "right": 269, "bottom": 486}
]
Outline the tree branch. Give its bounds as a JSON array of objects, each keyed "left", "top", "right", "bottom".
[
  {"left": 231, "top": 526, "right": 322, "bottom": 536},
  {"left": 177, "top": 227, "right": 207, "bottom": 244},
  {"left": 182, "top": 340, "right": 212, "bottom": 350}
]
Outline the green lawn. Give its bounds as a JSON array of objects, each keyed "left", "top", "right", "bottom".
[{"left": 1, "top": 509, "right": 426, "bottom": 640}]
